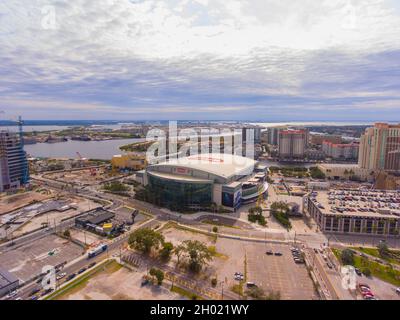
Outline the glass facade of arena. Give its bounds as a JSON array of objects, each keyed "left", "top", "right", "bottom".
[{"left": 148, "top": 174, "right": 212, "bottom": 210}]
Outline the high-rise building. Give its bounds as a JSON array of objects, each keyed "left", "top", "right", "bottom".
[
  {"left": 278, "top": 129, "right": 307, "bottom": 159},
  {"left": 267, "top": 126, "right": 286, "bottom": 146},
  {"left": 358, "top": 123, "right": 400, "bottom": 172},
  {"left": 0, "top": 131, "right": 30, "bottom": 192},
  {"left": 241, "top": 126, "right": 262, "bottom": 144}
]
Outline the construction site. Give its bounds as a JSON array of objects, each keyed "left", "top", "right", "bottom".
[
  {"left": 0, "top": 191, "right": 101, "bottom": 240},
  {"left": 43, "top": 166, "right": 125, "bottom": 187}
]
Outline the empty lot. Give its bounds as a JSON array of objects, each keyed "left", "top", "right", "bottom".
[{"left": 57, "top": 261, "right": 183, "bottom": 300}]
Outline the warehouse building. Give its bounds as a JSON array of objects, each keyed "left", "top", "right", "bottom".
[{"left": 140, "top": 153, "right": 268, "bottom": 211}]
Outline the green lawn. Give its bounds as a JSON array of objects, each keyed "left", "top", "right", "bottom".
[
  {"left": 333, "top": 248, "right": 400, "bottom": 287},
  {"left": 350, "top": 247, "right": 400, "bottom": 266},
  {"left": 171, "top": 285, "right": 203, "bottom": 300}
]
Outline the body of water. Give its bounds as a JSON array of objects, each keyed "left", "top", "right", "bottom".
[
  {"left": 0, "top": 124, "right": 127, "bottom": 133},
  {"left": 24, "top": 138, "right": 145, "bottom": 160},
  {"left": 251, "top": 121, "right": 376, "bottom": 128}
]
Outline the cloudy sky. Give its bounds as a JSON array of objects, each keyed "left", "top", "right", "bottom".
[{"left": 1, "top": 0, "right": 400, "bottom": 121}]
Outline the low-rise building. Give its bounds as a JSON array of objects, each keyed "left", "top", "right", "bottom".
[
  {"left": 111, "top": 153, "right": 147, "bottom": 171},
  {"left": 75, "top": 208, "right": 115, "bottom": 232},
  {"left": 322, "top": 141, "right": 359, "bottom": 160},
  {"left": 305, "top": 149, "right": 326, "bottom": 160},
  {"left": 305, "top": 189, "right": 400, "bottom": 236},
  {"left": 317, "top": 163, "right": 373, "bottom": 181},
  {"left": 0, "top": 268, "right": 19, "bottom": 297}
]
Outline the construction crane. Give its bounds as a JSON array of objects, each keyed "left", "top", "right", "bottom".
[{"left": 76, "top": 152, "right": 88, "bottom": 167}]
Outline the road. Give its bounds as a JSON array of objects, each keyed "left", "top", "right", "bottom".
[
  {"left": 13, "top": 218, "right": 159, "bottom": 300},
  {"left": 3, "top": 174, "right": 355, "bottom": 300}
]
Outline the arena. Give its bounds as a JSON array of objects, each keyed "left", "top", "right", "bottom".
[{"left": 138, "top": 153, "right": 268, "bottom": 211}]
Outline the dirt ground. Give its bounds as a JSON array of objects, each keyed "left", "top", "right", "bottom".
[
  {"left": 61, "top": 263, "right": 183, "bottom": 300},
  {"left": 69, "top": 228, "right": 104, "bottom": 247},
  {"left": 45, "top": 167, "right": 123, "bottom": 186},
  {"left": 0, "top": 190, "right": 54, "bottom": 215},
  {"left": 12, "top": 197, "right": 99, "bottom": 237}
]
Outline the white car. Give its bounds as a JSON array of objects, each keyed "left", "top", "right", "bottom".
[
  {"left": 396, "top": 287, "right": 400, "bottom": 295},
  {"left": 56, "top": 272, "right": 67, "bottom": 280}
]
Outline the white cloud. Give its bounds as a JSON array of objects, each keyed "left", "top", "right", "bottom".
[{"left": 0, "top": 0, "right": 400, "bottom": 120}]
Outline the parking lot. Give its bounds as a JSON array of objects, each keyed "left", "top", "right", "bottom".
[
  {"left": 0, "top": 234, "right": 84, "bottom": 282},
  {"left": 211, "top": 238, "right": 318, "bottom": 300},
  {"left": 245, "top": 243, "right": 317, "bottom": 300},
  {"left": 161, "top": 226, "right": 318, "bottom": 300},
  {"left": 355, "top": 274, "right": 400, "bottom": 300}
]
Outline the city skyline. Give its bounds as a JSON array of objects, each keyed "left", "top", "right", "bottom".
[{"left": 1, "top": 0, "right": 400, "bottom": 121}]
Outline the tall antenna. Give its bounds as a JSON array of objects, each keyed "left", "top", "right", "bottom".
[{"left": 18, "top": 116, "right": 24, "bottom": 144}]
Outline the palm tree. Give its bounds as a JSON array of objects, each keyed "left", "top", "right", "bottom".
[{"left": 174, "top": 244, "right": 185, "bottom": 267}]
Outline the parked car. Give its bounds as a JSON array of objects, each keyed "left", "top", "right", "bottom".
[
  {"left": 78, "top": 267, "right": 87, "bottom": 274},
  {"left": 274, "top": 252, "right": 283, "bottom": 256},
  {"left": 355, "top": 268, "right": 362, "bottom": 276},
  {"left": 234, "top": 274, "right": 244, "bottom": 281},
  {"left": 56, "top": 272, "right": 67, "bottom": 280},
  {"left": 266, "top": 250, "right": 273, "bottom": 255},
  {"left": 326, "top": 263, "right": 333, "bottom": 269},
  {"left": 66, "top": 273, "right": 76, "bottom": 281},
  {"left": 396, "top": 287, "right": 400, "bottom": 295},
  {"left": 88, "top": 262, "right": 97, "bottom": 268},
  {"left": 360, "top": 287, "right": 372, "bottom": 293},
  {"left": 41, "top": 288, "right": 54, "bottom": 297},
  {"left": 246, "top": 282, "right": 257, "bottom": 288},
  {"left": 358, "top": 283, "right": 370, "bottom": 289},
  {"left": 29, "top": 288, "right": 41, "bottom": 296}
]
